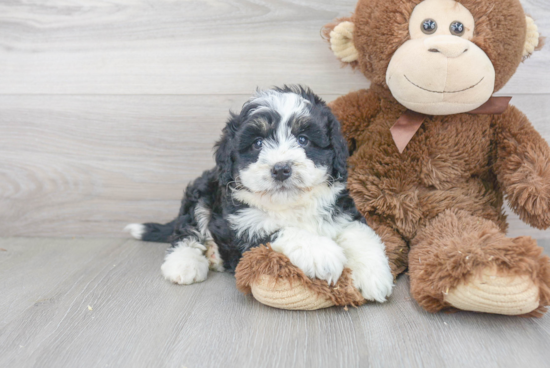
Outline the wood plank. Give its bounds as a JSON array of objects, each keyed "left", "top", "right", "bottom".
[
  {"left": 1, "top": 94, "right": 549, "bottom": 238},
  {"left": 0, "top": 237, "right": 126, "bottom": 329},
  {"left": 0, "top": 238, "right": 548, "bottom": 368},
  {"left": 0, "top": 0, "right": 548, "bottom": 95},
  {"left": 0, "top": 94, "right": 245, "bottom": 238}
]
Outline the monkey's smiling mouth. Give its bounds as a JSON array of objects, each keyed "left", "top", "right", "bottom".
[{"left": 404, "top": 75, "right": 485, "bottom": 94}]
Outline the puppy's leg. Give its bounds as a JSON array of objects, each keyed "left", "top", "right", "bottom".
[
  {"left": 204, "top": 239, "right": 224, "bottom": 272},
  {"left": 161, "top": 238, "right": 209, "bottom": 285},
  {"left": 271, "top": 227, "right": 347, "bottom": 285},
  {"left": 337, "top": 221, "right": 394, "bottom": 302},
  {"left": 193, "top": 200, "right": 224, "bottom": 272}
]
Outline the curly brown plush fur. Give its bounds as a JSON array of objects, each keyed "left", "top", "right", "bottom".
[
  {"left": 409, "top": 209, "right": 550, "bottom": 316},
  {"left": 325, "top": 0, "right": 550, "bottom": 315},
  {"left": 323, "top": 0, "right": 529, "bottom": 92}
]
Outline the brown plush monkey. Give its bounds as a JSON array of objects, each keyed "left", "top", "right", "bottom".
[{"left": 325, "top": 0, "right": 550, "bottom": 316}]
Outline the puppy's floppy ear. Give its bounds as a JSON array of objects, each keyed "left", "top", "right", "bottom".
[
  {"left": 214, "top": 113, "right": 239, "bottom": 186},
  {"left": 326, "top": 110, "right": 349, "bottom": 182}
]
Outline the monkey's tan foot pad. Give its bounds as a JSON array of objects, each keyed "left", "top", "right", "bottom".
[
  {"left": 235, "top": 244, "right": 365, "bottom": 311},
  {"left": 444, "top": 268, "right": 539, "bottom": 315},
  {"left": 251, "top": 275, "right": 334, "bottom": 310}
]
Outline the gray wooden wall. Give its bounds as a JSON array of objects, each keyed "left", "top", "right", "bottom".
[{"left": 1, "top": 0, "right": 549, "bottom": 239}]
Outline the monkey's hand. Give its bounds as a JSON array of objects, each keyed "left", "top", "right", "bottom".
[{"left": 495, "top": 106, "right": 550, "bottom": 229}]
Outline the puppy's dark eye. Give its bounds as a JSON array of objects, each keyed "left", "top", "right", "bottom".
[
  {"left": 253, "top": 138, "right": 263, "bottom": 150},
  {"left": 421, "top": 19, "right": 437, "bottom": 34},
  {"left": 449, "top": 21, "right": 465, "bottom": 36},
  {"left": 297, "top": 136, "right": 309, "bottom": 146}
]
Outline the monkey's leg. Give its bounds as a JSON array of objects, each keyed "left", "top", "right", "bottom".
[{"left": 408, "top": 209, "right": 550, "bottom": 316}]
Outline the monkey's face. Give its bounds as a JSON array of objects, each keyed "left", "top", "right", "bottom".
[
  {"left": 386, "top": 0, "right": 495, "bottom": 115},
  {"left": 326, "top": 0, "right": 540, "bottom": 116}
]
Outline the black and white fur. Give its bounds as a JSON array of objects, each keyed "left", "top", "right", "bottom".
[{"left": 126, "top": 86, "right": 393, "bottom": 302}]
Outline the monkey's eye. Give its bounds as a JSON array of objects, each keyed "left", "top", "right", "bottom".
[
  {"left": 450, "top": 21, "right": 465, "bottom": 36},
  {"left": 297, "top": 136, "right": 309, "bottom": 147},
  {"left": 253, "top": 138, "right": 263, "bottom": 149},
  {"left": 421, "top": 19, "right": 437, "bottom": 34}
]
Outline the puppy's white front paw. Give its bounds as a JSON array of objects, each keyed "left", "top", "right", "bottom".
[
  {"left": 337, "top": 221, "right": 394, "bottom": 302},
  {"left": 161, "top": 244, "right": 209, "bottom": 285},
  {"left": 285, "top": 237, "right": 347, "bottom": 285},
  {"left": 351, "top": 264, "right": 394, "bottom": 303}
]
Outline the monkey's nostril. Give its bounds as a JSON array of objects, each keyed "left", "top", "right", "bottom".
[{"left": 428, "top": 48, "right": 439, "bottom": 53}]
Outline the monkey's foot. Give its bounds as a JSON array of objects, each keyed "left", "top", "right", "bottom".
[{"left": 444, "top": 267, "right": 539, "bottom": 315}]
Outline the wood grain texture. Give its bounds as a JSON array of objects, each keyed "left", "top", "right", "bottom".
[
  {"left": 1, "top": 0, "right": 549, "bottom": 238},
  {"left": 0, "top": 0, "right": 548, "bottom": 95},
  {"left": 0, "top": 237, "right": 548, "bottom": 368},
  {"left": 1, "top": 94, "right": 549, "bottom": 238}
]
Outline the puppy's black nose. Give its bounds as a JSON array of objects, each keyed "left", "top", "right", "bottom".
[{"left": 271, "top": 162, "right": 292, "bottom": 182}]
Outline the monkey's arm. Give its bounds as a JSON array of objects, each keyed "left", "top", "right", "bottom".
[
  {"left": 328, "top": 88, "right": 381, "bottom": 146},
  {"left": 493, "top": 105, "right": 550, "bottom": 229}
]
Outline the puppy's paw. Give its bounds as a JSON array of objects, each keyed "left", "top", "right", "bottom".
[
  {"left": 337, "top": 221, "right": 394, "bottom": 302},
  {"left": 286, "top": 237, "right": 347, "bottom": 285},
  {"left": 205, "top": 240, "right": 224, "bottom": 272},
  {"left": 351, "top": 262, "right": 394, "bottom": 303},
  {"left": 161, "top": 244, "right": 209, "bottom": 285}
]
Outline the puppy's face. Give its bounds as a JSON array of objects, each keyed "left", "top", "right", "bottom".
[{"left": 217, "top": 88, "right": 347, "bottom": 205}]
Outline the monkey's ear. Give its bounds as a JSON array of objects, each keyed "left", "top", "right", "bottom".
[
  {"left": 523, "top": 16, "right": 543, "bottom": 58},
  {"left": 323, "top": 19, "right": 359, "bottom": 64}
]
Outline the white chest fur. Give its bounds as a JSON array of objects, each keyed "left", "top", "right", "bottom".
[{"left": 227, "top": 182, "right": 351, "bottom": 242}]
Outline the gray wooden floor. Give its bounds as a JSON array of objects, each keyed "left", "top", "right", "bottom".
[{"left": 1, "top": 237, "right": 549, "bottom": 368}]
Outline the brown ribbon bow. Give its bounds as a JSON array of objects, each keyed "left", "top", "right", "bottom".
[{"left": 390, "top": 96, "right": 512, "bottom": 153}]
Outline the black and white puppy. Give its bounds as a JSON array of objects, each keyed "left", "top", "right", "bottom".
[{"left": 126, "top": 86, "right": 393, "bottom": 302}]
